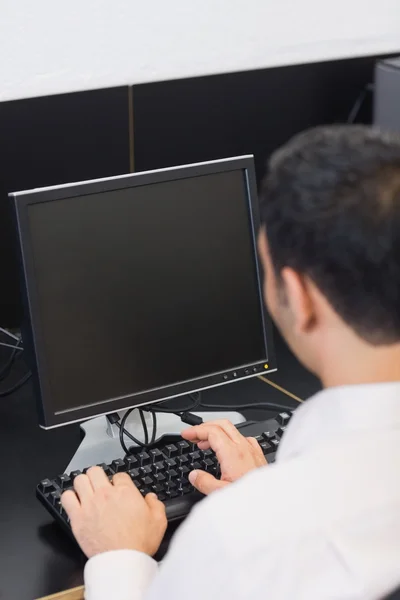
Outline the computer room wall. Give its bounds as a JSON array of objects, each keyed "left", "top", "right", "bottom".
[{"left": 1, "top": 1, "right": 400, "bottom": 327}]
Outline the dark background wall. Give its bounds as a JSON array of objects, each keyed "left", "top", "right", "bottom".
[{"left": 0, "top": 53, "right": 390, "bottom": 328}]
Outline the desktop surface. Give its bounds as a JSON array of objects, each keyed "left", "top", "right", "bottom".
[{"left": 0, "top": 334, "right": 319, "bottom": 600}]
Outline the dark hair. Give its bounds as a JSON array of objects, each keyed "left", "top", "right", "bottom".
[{"left": 259, "top": 125, "right": 400, "bottom": 345}]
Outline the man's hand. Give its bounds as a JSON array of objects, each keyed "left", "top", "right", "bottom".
[
  {"left": 182, "top": 419, "right": 267, "bottom": 495},
  {"left": 61, "top": 467, "right": 167, "bottom": 559}
]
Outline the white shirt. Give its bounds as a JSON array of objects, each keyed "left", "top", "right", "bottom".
[{"left": 85, "top": 382, "right": 400, "bottom": 600}]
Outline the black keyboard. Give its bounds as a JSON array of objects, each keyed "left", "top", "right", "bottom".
[{"left": 37, "top": 411, "right": 293, "bottom": 536}]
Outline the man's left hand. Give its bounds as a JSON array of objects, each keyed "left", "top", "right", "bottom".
[{"left": 61, "top": 467, "right": 167, "bottom": 558}]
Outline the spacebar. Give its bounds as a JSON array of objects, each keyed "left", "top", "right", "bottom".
[{"left": 164, "top": 491, "right": 204, "bottom": 521}]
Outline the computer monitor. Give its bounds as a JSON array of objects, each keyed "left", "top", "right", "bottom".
[{"left": 11, "top": 156, "right": 276, "bottom": 429}]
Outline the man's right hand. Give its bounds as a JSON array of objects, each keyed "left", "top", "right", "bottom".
[{"left": 181, "top": 419, "right": 267, "bottom": 495}]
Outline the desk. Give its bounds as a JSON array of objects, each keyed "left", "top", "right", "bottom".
[{"left": 0, "top": 333, "right": 319, "bottom": 600}]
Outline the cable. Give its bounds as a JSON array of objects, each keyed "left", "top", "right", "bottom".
[
  {"left": 347, "top": 83, "right": 374, "bottom": 124},
  {"left": 117, "top": 420, "right": 130, "bottom": 455},
  {"left": 118, "top": 408, "right": 144, "bottom": 453},
  {"left": 152, "top": 392, "right": 201, "bottom": 414},
  {"left": 150, "top": 410, "right": 157, "bottom": 444},
  {"left": 0, "top": 342, "right": 23, "bottom": 351},
  {"left": 0, "top": 338, "right": 23, "bottom": 383},
  {"left": 0, "top": 371, "right": 32, "bottom": 397},
  {"left": 200, "top": 400, "right": 297, "bottom": 412},
  {"left": 0, "top": 327, "right": 19, "bottom": 342},
  {"left": 116, "top": 408, "right": 158, "bottom": 454},
  {"left": 139, "top": 409, "right": 149, "bottom": 445},
  {"left": 257, "top": 375, "right": 304, "bottom": 403}
]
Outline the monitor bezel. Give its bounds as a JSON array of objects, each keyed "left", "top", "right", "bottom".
[{"left": 11, "top": 156, "right": 276, "bottom": 429}]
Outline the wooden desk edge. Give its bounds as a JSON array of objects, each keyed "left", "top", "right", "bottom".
[{"left": 36, "top": 585, "right": 84, "bottom": 600}]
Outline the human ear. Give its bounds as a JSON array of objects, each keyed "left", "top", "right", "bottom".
[{"left": 281, "top": 267, "right": 316, "bottom": 334}]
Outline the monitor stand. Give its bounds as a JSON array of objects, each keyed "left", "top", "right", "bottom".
[{"left": 66, "top": 409, "right": 245, "bottom": 472}]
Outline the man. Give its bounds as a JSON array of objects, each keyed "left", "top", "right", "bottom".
[{"left": 62, "top": 125, "right": 400, "bottom": 600}]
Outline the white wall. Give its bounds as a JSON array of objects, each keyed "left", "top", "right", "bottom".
[{"left": 1, "top": 0, "right": 399, "bottom": 102}]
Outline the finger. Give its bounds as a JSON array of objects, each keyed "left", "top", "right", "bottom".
[
  {"left": 247, "top": 438, "right": 268, "bottom": 466},
  {"left": 73, "top": 474, "right": 94, "bottom": 503},
  {"left": 197, "top": 440, "right": 211, "bottom": 450},
  {"left": 185, "top": 420, "right": 243, "bottom": 444},
  {"left": 112, "top": 472, "right": 134, "bottom": 487},
  {"left": 145, "top": 493, "right": 167, "bottom": 521},
  {"left": 207, "top": 419, "right": 244, "bottom": 443},
  {"left": 189, "top": 469, "right": 229, "bottom": 495},
  {"left": 182, "top": 423, "right": 233, "bottom": 447},
  {"left": 86, "top": 466, "right": 111, "bottom": 491},
  {"left": 61, "top": 490, "right": 81, "bottom": 520}
]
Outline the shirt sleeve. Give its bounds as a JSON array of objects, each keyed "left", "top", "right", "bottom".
[
  {"left": 83, "top": 496, "right": 238, "bottom": 600},
  {"left": 84, "top": 549, "right": 158, "bottom": 600},
  {"left": 145, "top": 500, "right": 237, "bottom": 600}
]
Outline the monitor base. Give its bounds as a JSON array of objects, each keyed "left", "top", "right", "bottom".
[{"left": 65, "top": 410, "right": 245, "bottom": 472}]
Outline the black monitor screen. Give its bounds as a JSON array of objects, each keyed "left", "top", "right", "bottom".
[{"left": 26, "top": 169, "right": 267, "bottom": 416}]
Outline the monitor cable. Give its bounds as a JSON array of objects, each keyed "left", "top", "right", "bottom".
[
  {"left": 198, "top": 376, "right": 303, "bottom": 412},
  {"left": 109, "top": 408, "right": 158, "bottom": 454},
  {"left": 0, "top": 337, "right": 23, "bottom": 383},
  {"left": 0, "top": 371, "right": 32, "bottom": 398},
  {"left": 0, "top": 327, "right": 20, "bottom": 342}
]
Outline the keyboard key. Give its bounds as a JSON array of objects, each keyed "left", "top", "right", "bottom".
[
  {"left": 97, "top": 463, "right": 114, "bottom": 476},
  {"left": 140, "top": 487, "right": 151, "bottom": 496},
  {"left": 50, "top": 491, "right": 61, "bottom": 506},
  {"left": 269, "top": 438, "right": 280, "bottom": 452},
  {"left": 201, "top": 449, "right": 213, "bottom": 458},
  {"left": 209, "top": 464, "right": 219, "bottom": 476},
  {"left": 262, "top": 431, "right": 276, "bottom": 441},
  {"left": 154, "top": 472, "right": 166, "bottom": 483},
  {"left": 165, "top": 458, "right": 177, "bottom": 468},
  {"left": 152, "top": 461, "right": 166, "bottom": 474},
  {"left": 201, "top": 458, "right": 214, "bottom": 470},
  {"left": 177, "top": 441, "right": 190, "bottom": 454},
  {"left": 158, "top": 492, "right": 167, "bottom": 501},
  {"left": 176, "top": 455, "right": 189, "bottom": 465},
  {"left": 140, "top": 465, "right": 153, "bottom": 476},
  {"left": 178, "top": 465, "right": 190, "bottom": 476},
  {"left": 176, "top": 476, "right": 189, "bottom": 487},
  {"left": 181, "top": 485, "right": 192, "bottom": 495},
  {"left": 124, "top": 456, "right": 139, "bottom": 469},
  {"left": 150, "top": 449, "right": 163, "bottom": 462},
  {"left": 138, "top": 452, "right": 151, "bottom": 466},
  {"left": 165, "top": 444, "right": 179, "bottom": 458},
  {"left": 111, "top": 459, "right": 127, "bottom": 473},
  {"left": 166, "top": 489, "right": 179, "bottom": 499},
  {"left": 260, "top": 441, "right": 272, "bottom": 454},
  {"left": 189, "top": 451, "right": 201, "bottom": 462},
  {"left": 128, "top": 468, "right": 140, "bottom": 479},
  {"left": 168, "top": 469, "right": 179, "bottom": 479},
  {"left": 277, "top": 412, "right": 291, "bottom": 426},
  {"left": 191, "top": 461, "right": 202, "bottom": 470},
  {"left": 38, "top": 479, "right": 56, "bottom": 494},
  {"left": 69, "top": 470, "right": 82, "bottom": 481},
  {"left": 56, "top": 474, "right": 72, "bottom": 490},
  {"left": 142, "top": 476, "right": 153, "bottom": 486},
  {"left": 152, "top": 483, "right": 165, "bottom": 494},
  {"left": 276, "top": 426, "right": 287, "bottom": 438}
]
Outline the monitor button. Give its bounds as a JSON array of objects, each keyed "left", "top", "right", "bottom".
[{"left": 223, "top": 374, "right": 229, "bottom": 381}]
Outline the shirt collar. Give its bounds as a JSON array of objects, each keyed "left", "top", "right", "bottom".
[{"left": 277, "top": 381, "right": 400, "bottom": 461}]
